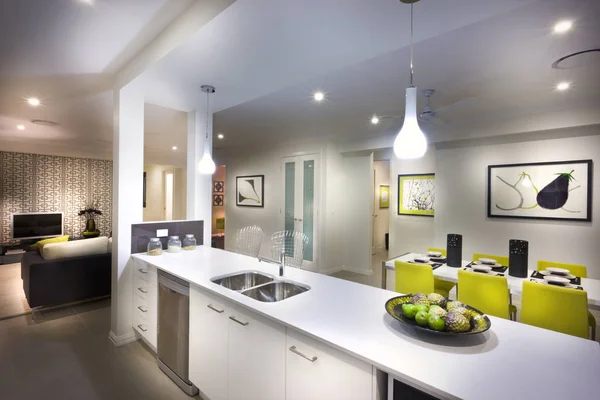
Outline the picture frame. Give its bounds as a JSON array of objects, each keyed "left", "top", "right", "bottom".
[
  {"left": 213, "top": 194, "right": 224, "bottom": 207},
  {"left": 213, "top": 181, "right": 224, "bottom": 193},
  {"left": 488, "top": 159, "right": 592, "bottom": 222},
  {"left": 236, "top": 175, "right": 264, "bottom": 207},
  {"left": 379, "top": 185, "right": 390, "bottom": 208},
  {"left": 398, "top": 174, "right": 435, "bottom": 216}
]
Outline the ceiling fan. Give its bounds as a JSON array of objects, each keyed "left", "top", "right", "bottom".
[{"left": 418, "top": 89, "right": 477, "bottom": 126}]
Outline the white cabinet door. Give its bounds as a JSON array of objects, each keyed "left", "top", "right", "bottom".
[
  {"left": 286, "top": 329, "right": 373, "bottom": 400},
  {"left": 228, "top": 304, "right": 286, "bottom": 400},
  {"left": 189, "top": 285, "right": 229, "bottom": 400}
]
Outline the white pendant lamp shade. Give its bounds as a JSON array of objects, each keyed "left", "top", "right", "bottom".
[
  {"left": 199, "top": 85, "right": 216, "bottom": 175},
  {"left": 198, "top": 144, "right": 216, "bottom": 175},
  {"left": 393, "top": 87, "right": 427, "bottom": 159}
]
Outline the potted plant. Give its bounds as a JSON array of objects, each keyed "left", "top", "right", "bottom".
[{"left": 79, "top": 201, "right": 102, "bottom": 238}]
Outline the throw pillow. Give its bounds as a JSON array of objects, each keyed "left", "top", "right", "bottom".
[{"left": 30, "top": 235, "right": 70, "bottom": 253}]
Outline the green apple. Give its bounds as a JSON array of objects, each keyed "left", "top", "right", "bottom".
[
  {"left": 402, "top": 303, "right": 418, "bottom": 319},
  {"left": 414, "top": 304, "right": 429, "bottom": 314},
  {"left": 415, "top": 311, "right": 430, "bottom": 327},
  {"left": 428, "top": 314, "right": 445, "bottom": 331}
]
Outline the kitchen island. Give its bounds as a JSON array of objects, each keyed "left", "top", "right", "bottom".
[{"left": 132, "top": 246, "right": 600, "bottom": 400}]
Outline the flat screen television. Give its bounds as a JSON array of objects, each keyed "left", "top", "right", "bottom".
[{"left": 12, "top": 212, "right": 64, "bottom": 240}]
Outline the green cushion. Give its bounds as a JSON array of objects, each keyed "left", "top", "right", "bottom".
[{"left": 29, "top": 235, "right": 70, "bottom": 253}]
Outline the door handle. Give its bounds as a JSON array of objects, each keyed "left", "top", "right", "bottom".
[
  {"left": 229, "top": 316, "right": 249, "bottom": 326},
  {"left": 137, "top": 306, "right": 147, "bottom": 313},
  {"left": 289, "top": 346, "right": 317, "bottom": 362},
  {"left": 138, "top": 268, "right": 148, "bottom": 274},
  {"left": 207, "top": 304, "right": 224, "bottom": 314},
  {"left": 137, "top": 324, "right": 148, "bottom": 332},
  {"left": 137, "top": 287, "right": 148, "bottom": 294}
]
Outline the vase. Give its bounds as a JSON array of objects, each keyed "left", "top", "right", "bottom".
[
  {"left": 446, "top": 234, "right": 463, "bottom": 268},
  {"left": 508, "top": 239, "right": 528, "bottom": 278},
  {"left": 83, "top": 218, "right": 100, "bottom": 238}
]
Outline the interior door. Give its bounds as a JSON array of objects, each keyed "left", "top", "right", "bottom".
[{"left": 282, "top": 154, "right": 319, "bottom": 270}]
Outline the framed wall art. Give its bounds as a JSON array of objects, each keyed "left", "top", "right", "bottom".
[
  {"left": 379, "top": 185, "right": 390, "bottom": 208},
  {"left": 236, "top": 175, "right": 264, "bottom": 207},
  {"left": 213, "top": 181, "right": 224, "bottom": 193},
  {"left": 398, "top": 174, "right": 435, "bottom": 216},
  {"left": 213, "top": 194, "right": 224, "bottom": 207},
  {"left": 488, "top": 159, "right": 592, "bottom": 222}
]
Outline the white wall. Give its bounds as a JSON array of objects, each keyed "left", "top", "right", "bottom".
[
  {"left": 143, "top": 164, "right": 187, "bottom": 222},
  {"left": 435, "top": 134, "right": 600, "bottom": 278},
  {"left": 388, "top": 145, "right": 437, "bottom": 258},
  {"left": 222, "top": 141, "right": 374, "bottom": 275},
  {"left": 373, "top": 160, "right": 390, "bottom": 251},
  {"left": 341, "top": 153, "right": 374, "bottom": 275}
]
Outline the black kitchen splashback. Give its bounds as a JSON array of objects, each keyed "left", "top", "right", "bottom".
[{"left": 131, "top": 220, "right": 204, "bottom": 253}]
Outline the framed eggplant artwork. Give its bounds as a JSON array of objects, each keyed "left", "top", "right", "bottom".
[{"left": 487, "top": 159, "right": 593, "bottom": 222}]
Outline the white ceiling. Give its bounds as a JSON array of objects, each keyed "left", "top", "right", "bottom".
[
  {"left": 208, "top": 0, "right": 600, "bottom": 152},
  {"left": 0, "top": 0, "right": 193, "bottom": 163},
  {"left": 1, "top": 0, "right": 598, "bottom": 163}
]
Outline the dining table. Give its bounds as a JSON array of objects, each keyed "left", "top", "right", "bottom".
[{"left": 383, "top": 252, "right": 600, "bottom": 309}]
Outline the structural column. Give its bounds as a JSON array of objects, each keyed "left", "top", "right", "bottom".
[
  {"left": 186, "top": 107, "right": 213, "bottom": 247},
  {"left": 109, "top": 79, "right": 145, "bottom": 345}
]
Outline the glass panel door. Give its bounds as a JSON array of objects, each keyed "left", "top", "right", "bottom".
[{"left": 303, "top": 160, "right": 314, "bottom": 261}]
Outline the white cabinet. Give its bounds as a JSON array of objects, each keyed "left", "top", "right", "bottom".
[
  {"left": 286, "top": 329, "right": 373, "bottom": 400},
  {"left": 189, "top": 286, "right": 286, "bottom": 400},
  {"left": 228, "top": 304, "right": 286, "bottom": 400},
  {"left": 189, "top": 286, "right": 229, "bottom": 400},
  {"left": 132, "top": 259, "right": 158, "bottom": 349}
]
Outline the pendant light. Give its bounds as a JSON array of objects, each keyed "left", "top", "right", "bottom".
[
  {"left": 393, "top": 0, "right": 427, "bottom": 159},
  {"left": 198, "top": 85, "right": 216, "bottom": 175}
]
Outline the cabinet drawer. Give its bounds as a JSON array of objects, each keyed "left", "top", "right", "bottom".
[
  {"left": 286, "top": 329, "right": 373, "bottom": 400},
  {"left": 134, "top": 260, "right": 157, "bottom": 286},
  {"left": 133, "top": 275, "right": 152, "bottom": 300},
  {"left": 133, "top": 305, "right": 157, "bottom": 348},
  {"left": 132, "top": 293, "right": 155, "bottom": 321}
]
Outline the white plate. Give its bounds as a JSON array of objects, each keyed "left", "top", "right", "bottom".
[
  {"left": 543, "top": 275, "right": 570, "bottom": 285},
  {"left": 546, "top": 267, "right": 570, "bottom": 276},
  {"left": 471, "top": 265, "right": 492, "bottom": 272},
  {"left": 427, "top": 251, "right": 442, "bottom": 257},
  {"left": 478, "top": 258, "right": 497, "bottom": 265},
  {"left": 538, "top": 270, "right": 576, "bottom": 280},
  {"left": 473, "top": 261, "right": 503, "bottom": 268},
  {"left": 468, "top": 268, "right": 498, "bottom": 276},
  {"left": 413, "top": 256, "right": 430, "bottom": 263}
]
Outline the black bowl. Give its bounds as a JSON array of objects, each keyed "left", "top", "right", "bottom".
[{"left": 385, "top": 295, "right": 491, "bottom": 336}]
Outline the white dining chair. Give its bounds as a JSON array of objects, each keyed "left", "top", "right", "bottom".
[
  {"left": 235, "top": 225, "right": 265, "bottom": 258},
  {"left": 270, "top": 230, "right": 309, "bottom": 268}
]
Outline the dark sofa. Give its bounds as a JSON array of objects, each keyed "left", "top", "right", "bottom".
[{"left": 21, "top": 251, "right": 111, "bottom": 308}]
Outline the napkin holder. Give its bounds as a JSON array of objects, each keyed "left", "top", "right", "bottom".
[
  {"left": 446, "top": 234, "right": 462, "bottom": 268},
  {"left": 509, "top": 239, "right": 528, "bottom": 278}
]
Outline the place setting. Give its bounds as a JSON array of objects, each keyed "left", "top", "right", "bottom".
[
  {"left": 409, "top": 254, "right": 443, "bottom": 270},
  {"left": 463, "top": 258, "right": 508, "bottom": 276},
  {"left": 530, "top": 267, "right": 583, "bottom": 290}
]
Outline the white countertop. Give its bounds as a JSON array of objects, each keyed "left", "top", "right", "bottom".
[
  {"left": 134, "top": 247, "right": 600, "bottom": 400},
  {"left": 386, "top": 253, "right": 600, "bottom": 307}
]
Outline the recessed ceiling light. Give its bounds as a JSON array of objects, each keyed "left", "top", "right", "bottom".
[
  {"left": 172, "top": 146, "right": 178, "bottom": 151},
  {"left": 371, "top": 116, "right": 379, "bottom": 125},
  {"left": 217, "top": 133, "right": 224, "bottom": 139},
  {"left": 17, "top": 125, "right": 25, "bottom": 130},
  {"left": 78, "top": 0, "right": 95, "bottom": 5},
  {"left": 556, "top": 82, "right": 570, "bottom": 91},
  {"left": 553, "top": 20, "right": 573, "bottom": 34},
  {"left": 313, "top": 91, "right": 325, "bottom": 102},
  {"left": 27, "top": 97, "right": 40, "bottom": 107}
]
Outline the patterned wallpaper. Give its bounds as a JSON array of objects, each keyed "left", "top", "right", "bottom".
[{"left": 0, "top": 151, "right": 112, "bottom": 243}]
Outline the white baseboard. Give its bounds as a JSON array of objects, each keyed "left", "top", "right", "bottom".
[
  {"left": 342, "top": 266, "right": 373, "bottom": 276},
  {"left": 109, "top": 330, "right": 137, "bottom": 347},
  {"left": 320, "top": 266, "right": 345, "bottom": 275}
]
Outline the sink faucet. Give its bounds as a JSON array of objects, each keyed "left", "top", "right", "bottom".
[{"left": 279, "top": 250, "right": 286, "bottom": 277}]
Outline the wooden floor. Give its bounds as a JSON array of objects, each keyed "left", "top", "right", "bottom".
[{"left": 0, "top": 263, "right": 31, "bottom": 320}]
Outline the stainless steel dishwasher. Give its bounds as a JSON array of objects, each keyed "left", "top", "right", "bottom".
[{"left": 157, "top": 270, "right": 198, "bottom": 396}]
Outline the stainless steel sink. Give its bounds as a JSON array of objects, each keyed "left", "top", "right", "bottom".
[
  {"left": 211, "top": 271, "right": 274, "bottom": 291},
  {"left": 241, "top": 281, "right": 310, "bottom": 302}
]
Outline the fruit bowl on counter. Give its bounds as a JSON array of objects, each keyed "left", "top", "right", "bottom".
[{"left": 385, "top": 293, "right": 491, "bottom": 336}]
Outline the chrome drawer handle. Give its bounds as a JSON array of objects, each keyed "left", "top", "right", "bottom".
[
  {"left": 289, "top": 346, "right": 317, "bottom": 362},
  {"left": 207, "top": 304, "right": 224, "bottom": 314},
  {"left": 137, "top": 324, "right": 148, "bottom": 332},
  {"left": 137, "top": 306, "right": 147, "bottom": 313},
  {"left": 138, "top": 268, "right": 148, "bottom": 274},
  {"left": 137, "top": 287, "right": 147, "bottom": 294},
  {"left": 229, "top": 316, "right": 249, "bottom": 326}
]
